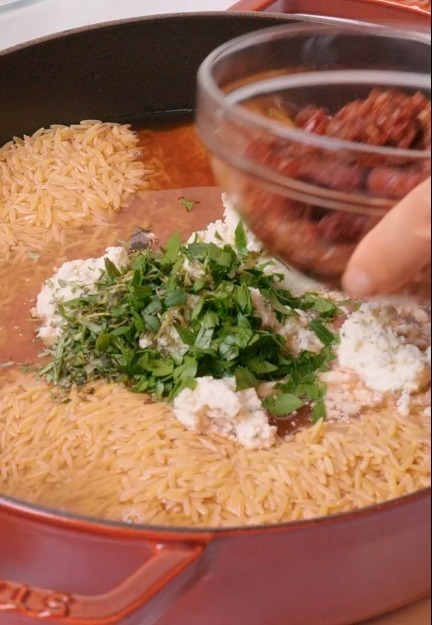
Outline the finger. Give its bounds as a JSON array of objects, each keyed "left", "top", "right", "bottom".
[{"left": 342, "top": 178, "right": 431, "bottom": 298}]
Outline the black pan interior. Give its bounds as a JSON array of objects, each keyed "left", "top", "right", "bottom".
[{"left": 0, "top": 12, "right": 295, "bottom": 143}]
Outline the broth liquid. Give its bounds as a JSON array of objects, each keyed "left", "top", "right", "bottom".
[{"left": 0, "top": 121, "right": 223, "bottom": 369}]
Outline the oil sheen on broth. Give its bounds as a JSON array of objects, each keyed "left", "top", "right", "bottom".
[{"left": 0, "top": 120, "right": 223, "bottom": 371}]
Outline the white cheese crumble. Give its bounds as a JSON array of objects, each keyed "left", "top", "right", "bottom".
[
  {"left": 249, "top": 288, "right": 280, "bottom": 331},
  {"left": 173, "top": 376, "right": 276, "bottom": 450},
  {"left": 33, "top": 247, "right": 129, "bottom": 341},
  {"left": 265, "top": 258, "right": 323, "bottom": 297},
  {"left": 397, "top": 390, "right": 411, "bottom": 417},
  {"left": 249, "top": 288, "right": 323, "bottom": 355},
  {"left": 182, "top": 258, "right": 206, "bottom": 280},
  {"left": 189, "top": 194, "right": 263, "bottom": 253},
  {"left": 138, "top": 297, "right": 198, "bottom": 356},
  {"left": 189, "top": 194, "right": 323, "bottom": 298},
  {"left": 338, "top": 303, "right": 431, "bottom": 394},
  {"left": 139, "top": 325, "right": 187, "bottom": 357},
  {"left": 320, "top": 368, "right": 384, "bottom": 421}
]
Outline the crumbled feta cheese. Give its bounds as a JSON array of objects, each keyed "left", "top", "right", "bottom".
[
  {"left": 33, "top": 247, "right": 129, "bottom": 341},
  {"left": 397, "top": 390, "right": 411, "bottom": 417},
  {"left": 266, "top": 258, "right": 323, "bottom": 297},
  {"left": 190, "top": 194, "right": 263, "bottom": 252},
  {"left": 138, "top": 335, "right": 153, "bottom": 350},
  {"left": 182, "top": 258, "right": 206, "bottom": 280},
  {"left": 320, "top": 368, "right": 384, "bottom": 421},
  {"left": 338, "top": 303, "right": 430, "bottom": 393},
  {"left": 283, "top": 314, "right": 323, "bottom": 355},
  {"left": 249, "top": 288, "right": 281, "bottom": 332},
  {"left": 139, "top": 325, "right": 187, "bottom": 357},
  {"left": 249, "top": 288, "right": 323, "bottom": 355},
  {"left": 173, "top": 376, "right": 276, "bottom": 449},
  {"left": 191, "top": 194, "right": 324, "bottom": 299}
]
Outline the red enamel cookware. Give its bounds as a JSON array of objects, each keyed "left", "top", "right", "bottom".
[
  {"left": 0, "top": 12, "right": 430, "bottom": 625},
  {"left": 228, "top": 0, "right": 431, "bottom": 27}
]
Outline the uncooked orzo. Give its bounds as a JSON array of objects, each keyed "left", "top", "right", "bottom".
[
  {"left": 0, "top": 372, "right": 429, "bottom": 527},
  {"left": 0, "top": 120, "right": 429, "bottom": 529},
  {"left": 0, "top": 121, "right": 147, "bottom": 257}
]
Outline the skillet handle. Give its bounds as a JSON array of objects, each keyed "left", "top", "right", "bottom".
[{"left": 0, "top": 541, "right": 207, "bottom": 624}]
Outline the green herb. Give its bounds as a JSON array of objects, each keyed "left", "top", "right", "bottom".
[
  {"left": 0, "top": 360, "right": 17, "bottom": 368},
  {"left": 248, "top": 359, "right": 278, "bottom": 375},
  {"left": 234, "top": 222, "right": 248, "bottom": 258},
  {"left": 175, "top": 325, "right": 196, "bottom": 346},
  {"left": 104, "top": 258, "right": 121, "bottom": 279},
  {"left": 235, "top": 367, "right": 258, "bottom": 391},
  {"left": 179, "top": 197, "right": 199, "bottom": 212},
  {"left": 310, "top": 319, "right": 337, "bottom": 346},
  {"left": 162, "top": 232, "right": 181, "bottom": 265},
  {"left": 165, "top": 289, "right": 187, "bottom": 308},
  {"left": 40, "top": 232, "right": 341, "bottom": 424},
  {"left": 312, "top": 400, "right": 327, "bottom": 423},
  {"left": 95, "top": 333, "right": 111, "bottom": 352},
  {"left": 263, "top": 393, "right": 305, "bottom": 417},
  {"left": 27, "top": 251, "right": 40, "bottom": 261},
  {"left": 310, "top": 297, "right": 340, "bottom": 316}
]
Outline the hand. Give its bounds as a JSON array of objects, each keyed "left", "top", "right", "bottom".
[{"left": 342, "top": 177, "right": 431, "bottom": 298}]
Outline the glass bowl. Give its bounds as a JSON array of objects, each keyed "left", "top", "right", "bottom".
[{"left": 196, "top": 22, "right": 431, "bottom": 300}]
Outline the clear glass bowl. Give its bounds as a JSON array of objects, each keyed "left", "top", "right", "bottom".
[{"left": 196, "top": 22, "right": 431, "bottom": 300}]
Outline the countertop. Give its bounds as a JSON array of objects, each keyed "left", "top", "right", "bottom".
[
  {"left": 0, "top": 0, "right": 233, "bottom": 50},
  {"left": 0, "top": 1, "right": 430, "bottom": 623}
]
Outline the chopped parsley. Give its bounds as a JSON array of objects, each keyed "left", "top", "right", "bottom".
[
  {"left": 40, "top": 234, "right": 341, "bottom": 422},
  {"left": 179, "top": 197, "right": 199, "bottom": 212}
]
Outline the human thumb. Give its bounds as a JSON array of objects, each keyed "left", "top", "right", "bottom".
[{"left": 342, "top": 177, "right": 431, "bottom": 298}]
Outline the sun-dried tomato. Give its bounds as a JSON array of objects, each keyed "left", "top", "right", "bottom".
[
  {"left": 295, "top": 106, "right": 330, "bottom": 134},
  {"left": 240, "top": 88, "right": 430, "bottom": 281},
  {"left": 324, "top": 89, "right": 429, "bottom": 150}
]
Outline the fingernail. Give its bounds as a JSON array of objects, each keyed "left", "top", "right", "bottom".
[{"left": 342, "top": 269, "right": 376, "bottom": 297}]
